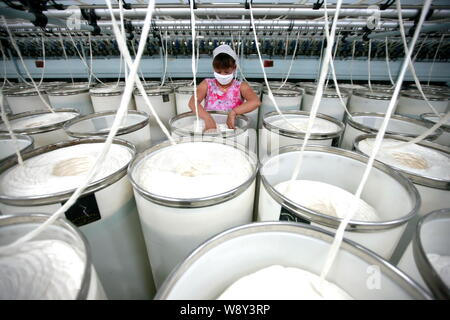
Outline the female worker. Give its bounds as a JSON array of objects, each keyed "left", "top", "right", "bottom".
[{"left": 188, "top": 44, "right": 261, "bottom": 131}]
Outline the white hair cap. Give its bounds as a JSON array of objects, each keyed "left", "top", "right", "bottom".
[{"left": 213, "top": 44, "right": 238, "bottom": 65}]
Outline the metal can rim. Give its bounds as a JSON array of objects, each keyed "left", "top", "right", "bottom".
[
  {"left": 345, "top": 112, "right": 442, "bottom": 141},
  {"left": 0, "top": 212, "right": 93, "bottom": 300},
  {"left": 127, "top": 137, "right": 259, "bottom": 208},
  {"left": 63, "top": 110, "right": 150, "bottom": 138},
  {"left": 169, "top": 111, "right": 250, "bottom": 138},
  {"left": 353, "top": 133, "right": 450, "bottom": 190},
  {"left": 156, "top": 221, "right": 432, "bottom": 300},
  {"left": 259, "top": 144, "right": 421, "bottom": 231},
  {"left": 413, "top": 208, "right": 450, "bottom": 300},
  {"left": 262, "top": 110, "right": 345, "bottom": 140},
  {"left": 0, "top": 109, "right": 80, "bottom": 135},
  {"left": 0, "top": 137, "right": 136, "bottom": 206}
]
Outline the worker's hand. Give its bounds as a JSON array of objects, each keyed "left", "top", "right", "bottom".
[
  {"left": 203, "top": 114, "right": 217, "bottom": 132},
  {"left": 227, "top": 110, "right": 237, "bottom": 129}
]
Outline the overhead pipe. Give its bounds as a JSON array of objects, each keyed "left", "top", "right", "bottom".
[
  {"left": 4, "top": 19, "right": 435, "bottom": 30},
  {"left": 366, "top": 22, "right": 450, "bottom": 39},
  {"left": 42, "top": 8, "right": 450, "bottom": 20},
  {"left": 137, "top": 19, "right": 424, "bottom": 28}
]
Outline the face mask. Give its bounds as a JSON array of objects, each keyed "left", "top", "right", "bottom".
[{"left": 214, "top": 72, "right": 234, "bottom": 85}]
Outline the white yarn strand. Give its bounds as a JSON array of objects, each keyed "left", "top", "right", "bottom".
[
  {"left": 238, "top": 33, "right": 248, "bottom": 83},
  {"left": 383, "top": 111, "right": 450, "bottom": 150},
  {"left": 325, "top": 33, "right": 340, "bottom": 88},
  {"left": 190, "top": 0, "right": 200, "bottom": 131},
  {"left": 385, "top": 37, "right": 395, "bottom": 86},
  {"left": 160, "top": 30, "right": 169, "bottom": 87},
  {"left": 382, "top": 10, "right": 450, "bottom": 149},
  {"left": 231, "top": 33, "right": 237, "bottom": 80},
  {"left": 195, "top": 38, "right": 200, "bottom": 76},
  {"left": 0, "top": 42, "right": 12, "bottom": 88},
  {"left": 328, "top": 59, "right": 351, "bottom": 118},
  {"left": 67, "top": 32, "right": 89, "bottom": 80},
  {"left": 37, "top": 35, "right": 46, "bottom": 87},
  {"left": 350, "top": 40, "right": 356, "bottom": 85},
  {"left": 66, "top": 32, "right": 104, "bottom": 85},
  {"left": 316, "top": 35, "right": 326, "bottom": 82},
  {"left": 284, "top": 33, "right": 290, "bottom": 61},
  {"left": 0, "top": 34, "right": 31, "bottom": 86},
  {"left": 0, "top": 93, "right": 23, "bottom": 166},
  {"left": 396, "top": 3, "right": 442, "bottom": 118},
  {"left": 87, "top": 33, "right": 93, "bottom": 87},
  {"left": 116, "top": 47, "right": 123, "bottom": 86},
  {"left": 248, "top": 2, "right": 299, "bottom": 131},
  {"left": 413, "top": 35, "right": 428, "bottom": 62},
  {"left": 289, "top": 0, "right": 343, "bottom": 190},
  {"left": 317, "top": 0, "right": 433, "bottom": 292},
  {"left": 1, "top": 17, "right": 54, "bottom": 113},
  {"left": 88, "top": 33, "right": 105, "bottom": 86},
  {"left": 118, "top": 0, "right": 129, "bottom": 84},
  {"left": 0, "top": 0, "right": 157, "bottom": 254},
  {"left": 278, "top": 29, "right": 301, "bottom": 91},
  {"left": 58, "top": 32, "right": 74, "bottom": 85},
  {"left": 131, "top": 41, "right": 147, "bottom": 86},
  {"left": 427, "top": 35, "right": 445, "bottom": 86},
  {"left": 325, "top": 19, "right": 351, "bottom": 119},
  {"left": 367, "top": 39, "right": 372, "bottom": 92},
  {"left": 106, "top": 0, "right": 175, "bottom": 144}
]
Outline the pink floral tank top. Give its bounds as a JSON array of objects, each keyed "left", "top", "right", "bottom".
[{"left": 204, "top": 79, "right": 244, "bottom": 111}]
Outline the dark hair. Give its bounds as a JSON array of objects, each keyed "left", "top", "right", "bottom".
[{"left": 212, "top": 53, "right": 236, "bottom": 70}]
